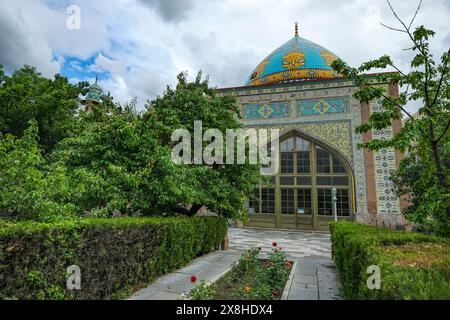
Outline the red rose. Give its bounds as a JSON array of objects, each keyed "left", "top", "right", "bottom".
[
  {"left": 272, "top": 242, "right": 277, "bottom": 247},
  {"left": 191, "top": 275, "right": 197, "bottom": 283}
]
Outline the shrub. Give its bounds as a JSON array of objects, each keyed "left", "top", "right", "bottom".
[
  {"left": 0, "top": 216, "right": 227, "bottom": 300},
  {"left": 330, "top": 221, "right": 450, "bottom": 300}
]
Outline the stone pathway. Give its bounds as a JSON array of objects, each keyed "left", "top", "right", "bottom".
[
  {"left": 229, "top": 228, "right": 332, "bottom": 259},
  {"left": 129, "top": 250, "right": 241, "bottom": 300},
  {"left": 129, "top": 228, "right": 341, "bottom": 300}
]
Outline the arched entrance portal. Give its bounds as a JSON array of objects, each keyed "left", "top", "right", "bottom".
[{"left": 247, "top": 131, "right": 355, "bottom": 231}]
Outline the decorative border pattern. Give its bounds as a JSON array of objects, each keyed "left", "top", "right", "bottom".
[
  {"left": 243, "top": 102, "right": 289, "bottom": 119},
  {"left": 249, "top": 69, "right": 337, "bottom": 86},
  {"left": 298, "top": 97, "right": 349, "bottom": 115},
  {"left": 371, "top": 98, "right": 401, "bottom": 215}
]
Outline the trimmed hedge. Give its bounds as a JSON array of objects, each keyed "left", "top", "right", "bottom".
[
  {"left": 330, "top": 221, "right": 450, "bottom": 300},
  {"left": 0, "top": 216, "right": 227, "bottom": 300}
]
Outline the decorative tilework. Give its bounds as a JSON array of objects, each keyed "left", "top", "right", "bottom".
[
  {"left": 243, "top": 102, "right": 289, "bottom": 119},
  {"left": 371, "top": 98, "right": 401, "bottom": 215},
  {"left": 299, "top": 97, "right": 348, "bottom": 115},
  {"left": 250, "top": 121, "right": 352, "bottom": 162},
  {"left": 226, "top": 80, "right": 369, "bottom": 216}
]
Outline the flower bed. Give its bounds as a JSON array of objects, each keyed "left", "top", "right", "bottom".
[{"left": 187, "top": 243, "right": 293, "bottom": 300}]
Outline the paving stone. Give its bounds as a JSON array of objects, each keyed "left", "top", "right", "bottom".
[
  {"left": 318, "top": 291, "right": 341, "bottom": 301},
  {"left": 292, "top": 283, "right": 318, "bottom": 291},
  {"left": 146, "top": 291, "right": 182, "bottom": 300},
  {"left": 288, "top": 288, "right": 319, "bottom": 300},
  {"left": 292, "top": 275, "right": 317, "bottom": 285}
]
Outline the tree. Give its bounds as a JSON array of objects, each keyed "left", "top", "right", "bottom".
[
  {"left": 0, "top": 120, "right": 76, "bottom": 221},
  {"left": 332, "top": 0, "right": 449, "bottom": 236},
  {"left": 145, "top": 72, "right": 263, "bottom": 219},
  {"left": 0, "top": 64, "right": 88, "bottom": 152}
]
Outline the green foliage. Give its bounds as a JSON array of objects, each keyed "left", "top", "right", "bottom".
[
  {"left": 0, "top": 65, "right": 88, "bottom": 152},
  {"left": 186, "top": 280, "right": 216, "bottom": 300},
  {"left": 392, "top": 153, "right": 450, "bottom": 236},
  {"left": 0, "top": 120, "right": 76, "bottom": 221},
  {"left": 0, "top": 216, "right": 227, "bottom": 300},
  {"left": 145, "top": 72, "right": 262, "bottom": 219},
  {"left": 263, "top": 246, "right": 291, "bottom": 290},
  {"left": 331, "top": 4, "right": 450, "bottom": 236},
  {"left": 330, "top": 221, "right": 450, "bottom": 300},
  {"left": 0, "top": 67, "right": 262, "bottom": 221},
  {"left": 50, "top": 101, "right": 158, "bottom": 217}
]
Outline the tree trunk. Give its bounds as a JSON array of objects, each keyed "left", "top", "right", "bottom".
[
  {"left": 187, "top": 204, "right": 203, "bottom": 216},
  {"left": 169, "top": 204, "right": 204, "bottom": 216},
  {"left": 429, "top": 125, "right": 447, "bottom": 187}
]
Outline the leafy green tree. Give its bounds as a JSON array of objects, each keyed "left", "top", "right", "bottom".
[
  {"left": 145, "top": 72, "right": 262, "bottom": 219},
  {"left": 0, "top": 64, "right": 88, "bottom": 152},
  {"left": 332, "top": 0, "right": 449, "bottom": 236},
  {"left": 50, "top": 97, "right": 193, "bottom": 217},
  {"left": 0, "top": 120, "right": 76, "bottom": 221}
]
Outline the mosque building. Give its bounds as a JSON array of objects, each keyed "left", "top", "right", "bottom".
[{"left": 219, "top": 24, "right": 407, "bottom": 231}]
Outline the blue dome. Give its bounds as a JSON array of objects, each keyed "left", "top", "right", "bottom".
[{"left": 246, "top": 35, "right": 344, "bottom": 86}]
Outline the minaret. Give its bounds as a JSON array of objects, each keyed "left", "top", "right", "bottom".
[{"left": 83, "top": 76, "right": 102, "bottom": 111}]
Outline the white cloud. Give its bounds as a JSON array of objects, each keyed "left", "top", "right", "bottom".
[
  {"left": 0, "top": 1, "right": 62, "bottom": 77},
  {"left": 0, "top": 0, "right": 448, "bottom": 113}
]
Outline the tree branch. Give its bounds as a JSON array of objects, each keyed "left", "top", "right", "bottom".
[
  {"left": 436, "top": 120, "right": 450, "bottom": 143},
  {"left": 408, "top": 0, "right": 423, "bottom": 30},
  {"left": 380, "top": 22, "right": 407, "bottom": 33},
  {"left": 380, "top": 92, "right": 413, "bottom": 119},
  {"left": 386, "top": 0, "right": 412, "bottom": 32},
  {"left": 429, "top": 49, "right": 449, "bottom": 108}
]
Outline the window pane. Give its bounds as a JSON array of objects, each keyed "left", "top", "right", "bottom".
[
  {"left": 317, "top": 176, "right": 332, "bottom": 185},
  {"left": 248, "top": 189, "right": 260, "bottom": 214},
  {"left": 333, "top": 176, "right": 349, "bottom": 186},
  {"left": 317, "top": 176, "right": 349, "bottom": 186},
  {"left": 332, "top": 156, "right": 346, "bottom": 173},
  {"left": 295, "top": 138, "right": 311, "bottom": 152},
  {"left": 261, "top": 188, "right": 275, "bottom": 214},
  {"left": 281, "top": 152, "right": 294, "bottom": 174},
  {"left": 297, "top": 189, "right": 312, "bottom": 215},
  {"left": 336, "top": 189, "right": 350, "bottom": 216},
  {"left": 281, "top": 189, "right": 295, "bottom": 214},
  {"left": 280, "top": 176, "right": 295, "bottom": 185},
  {"left": 296, "top": 151, "right": 310, "bottom": 174},
  {"left": 297, "top": 176, "right": 312, "bottom": 186},
  {"left": 316, "top": 146, "right": 331, "bottom": 173},
  {"left": 317, "top": 188, "right": 333, "bottom": 215},
  {"left": 317, "top": 188, "right": 351, "bottom": 216},
  {"left": 281, "top": 138, "right": 294, "bottom": 152}
]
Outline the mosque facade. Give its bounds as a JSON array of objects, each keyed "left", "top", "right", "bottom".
[{"left": 219, "top": 26, "right": 407, "bottom": 231}]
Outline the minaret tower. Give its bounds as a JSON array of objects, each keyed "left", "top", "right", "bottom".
[{"left": 83, "top": 76, "right": 102, "bottom": 111}]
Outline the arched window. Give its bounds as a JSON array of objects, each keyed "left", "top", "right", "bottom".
[{"left": 248, "top": 133, "right": 353, "bottom": 224}]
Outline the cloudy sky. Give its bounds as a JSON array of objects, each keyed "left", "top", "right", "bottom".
[{"left": 0, "top": 0, "right": 449, "bottom": 110}]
